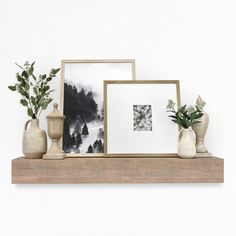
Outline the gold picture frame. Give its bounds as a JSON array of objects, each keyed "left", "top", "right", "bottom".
[
  {"left": 104, "top": 80, "right": 181, "bottom": 157},
  {"left": 60, "top": 59, "right": 135, "bottom": 157}
]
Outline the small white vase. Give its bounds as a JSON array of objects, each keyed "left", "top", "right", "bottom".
[
  {"left": 192, "top": 112, "right": 209, "bottom": 153},
  {"left": 178, "top": 127, "right": 196, "bottom": 158},
  {"left": 23, "top": 119, "right": 47, "bottom": 158}
]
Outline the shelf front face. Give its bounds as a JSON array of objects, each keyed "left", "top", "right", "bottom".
[{"left": 12, "top": 156, "right": 224, "bottom": 184}]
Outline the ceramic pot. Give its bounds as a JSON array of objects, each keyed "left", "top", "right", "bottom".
[
  {"left": 178, "top": 127, "right": 196, "bottom": 158},
  {"left": 23, "top": 119, "right": 47, "bottom": 158},
  {"left": 192, "top": 112, "right": 209, "bottom": 153}
]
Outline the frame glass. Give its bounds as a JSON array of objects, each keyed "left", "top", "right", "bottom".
[
  {"left": 104, "top": 80, "right": 181, "bottom": 157},
  {"left": 60, "top": 59, "right": 135, "bottom": 157}
]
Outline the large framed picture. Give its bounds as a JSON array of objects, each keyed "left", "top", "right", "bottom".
[
  {"left": 60, "top": 59, "right": 135, "bottom": 157},
  {"left": 104, "top": 80, "right": 181, "bottom": 157}
]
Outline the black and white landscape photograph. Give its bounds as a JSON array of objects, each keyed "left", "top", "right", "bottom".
[
  {"left": 62, "top": 61, "right": 134, "bottom": 155},
  {"left": 133, "top": 105, "right": 152, "bottom": 131}
]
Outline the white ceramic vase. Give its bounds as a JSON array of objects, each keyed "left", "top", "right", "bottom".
[
  {"left": 192, "top": 112, "right": 209, "bottom": 153},
  {"left": 178, "top": 127, "right": 196, "bottom": 158},
  {"left": 23, "top": 119, "right": 47, "bottom": 158}
]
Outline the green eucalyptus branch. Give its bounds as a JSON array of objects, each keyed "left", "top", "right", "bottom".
[{"left": 8, "top": 61, "right": 60, "bottom": 119}]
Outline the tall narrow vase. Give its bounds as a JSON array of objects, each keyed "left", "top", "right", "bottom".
[
  {"left": 191, "top": 95, "right": 212, "bottom": 157},
  {"left": 23, "top": 119, "right": 47, "bottom": 158},
  {"left": 192, "top": 112, "right": 212, "bottom": 157}
]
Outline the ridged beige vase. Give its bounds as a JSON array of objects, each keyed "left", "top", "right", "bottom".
[
  {"left": 43, "top": 103, "right": 65, "bottom": 160},
  {"left": 23, "top": 119, "right": 47, "bottom": 158},
  {"left": 178, "top": 127, "right": 196, "bottom": 158}
]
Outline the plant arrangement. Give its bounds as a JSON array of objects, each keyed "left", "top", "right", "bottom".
[
  {"left": 167, "top": 99, "right": 204, "bottom": 129},
  {"left": 8, "top": 61, "right": 60, "bottom": 119}
]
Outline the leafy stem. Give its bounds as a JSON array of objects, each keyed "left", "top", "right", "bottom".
[{"left": 8, "top": 61, "right": 60, "bottom": 119}]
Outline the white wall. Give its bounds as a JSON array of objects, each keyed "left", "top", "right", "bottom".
[{"left": 0, "top": 0, "right": 235, "bottom": 235}]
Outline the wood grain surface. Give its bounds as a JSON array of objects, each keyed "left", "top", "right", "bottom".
[{"left": 12, "top": 156, "right": 224, "bottom": 184}]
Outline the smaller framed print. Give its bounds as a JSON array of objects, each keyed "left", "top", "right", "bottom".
[{"left": 104, "top": 80, "right": 181, "bottom": 157}]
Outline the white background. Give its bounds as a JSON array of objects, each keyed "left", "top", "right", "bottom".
[
  {"left": 107, "top": 83, "right": 179, "bottom": 154},
  {"left": 0, "top": 0, "right": 235, "bottom": 235}
]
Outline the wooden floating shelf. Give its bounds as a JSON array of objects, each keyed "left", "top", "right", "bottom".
[{"left": 12, "top": 156, "right": 224, "bottom": 184}]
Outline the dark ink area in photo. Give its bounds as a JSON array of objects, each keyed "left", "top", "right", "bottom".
[{"left": 63, "top": 82, "right": 104, "bottom": 154}]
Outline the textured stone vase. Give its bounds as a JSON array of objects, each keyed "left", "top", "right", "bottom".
[
  {"left": 192, "top": 112, "right": 209, "bottom": 153},
  {"left": 178, "top": 127, "right": 196, "bottom": 158},
  {"left": 23, "top": 119, "right": 47, "bottom": 158}
]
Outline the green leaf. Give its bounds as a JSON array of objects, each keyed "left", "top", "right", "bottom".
[
  {"left": 195, "top": 113, "right": 204, "bottom": 119},
  {"left": 16, "top": 74, "right": 23, "bottom": 82},
  {"left": 8, "top": 85, "right": 16, "bottom": 91},
  {"left": 20, "top": 79, "right": 26, "bottom": 87},
  {"left": 178, "top": 105, "right": 186, "bottom": 113},
  {"left": 24, "top": 92, "right": 29, "bottom": 99},
  {"left": 19, "top": 87, "right": 24, "bottom": 96},
  {"left": 190, "top": 113, "right": 196, "bottom": 120},
  {"left": 183, "top": 117, "right": 190, "bottom": 128},
  {"left": 20, "top": 99, "right": 28, "bottom": 106},
  {"left": 27, "top": 108, "right": 34, "bottom": 117},
  {"left": 22, "top": 70, "right": 29, "bottom": 78},
  {"left": 46, "top": 77, "right": 52, "bottom": 82},
  {"left": 41, "top": 91, "right": 46, "bottom": 97},
  {"left": 32, "top": 74, "right": 37, "bottom": 80},
  {"left": 19, "top": 88, "right": 29, "bottom": 99},
  {"left": 31, "top": 96, "right": 36, "bottom": 105},
  {"left": 168, "top": 115, "right": 177, "bottom": 119},
  {"left": 51, "top": 68, "right": 60, "bottom": 75},
  {"left": 183, "top": 110, "right": 188, "bottom": 116},
  {"left": 42, "top": 102, "right": 48, "bottom": 109},
  {"left": 42, "top": 74, "right": 47, "bottom": 80},
  {"left": 28, "top": 66, "right": 34, "bottom": 75},
  {"left": 25, "top": 83, "right": 30, "bottom": 90},
  {"left": 33, "top": 87, "right": 38, "bottom": 95},
  {"left": 48, "top": 89, "right": 55, "bottom": 94},
  {"left": 43, "top": 86, "right": 50, "bottom": 92}
]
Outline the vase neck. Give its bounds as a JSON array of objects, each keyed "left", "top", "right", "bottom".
[
  {"left": 182, "top": 127, "right": 192, "bottom": 131},
  {"left": 31, "top": 119, "right": 39, "bottom": 128}
]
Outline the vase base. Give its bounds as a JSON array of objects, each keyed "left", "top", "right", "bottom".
[
  {"left": 178, "top": 155, "right": 196, "bottom": 159},
  {"left": 24, "top": 153, "right": 44, "bottom": 159},
  {"left": 195, "top": 152, "right": 213, "bottom": 158},
  {"left": 43, "top": 153, "right": 65, "bottom": 160}
]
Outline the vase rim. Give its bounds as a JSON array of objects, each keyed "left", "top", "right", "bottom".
[{"left": 181, "top": 127, "right": 193, "bottom": 130}]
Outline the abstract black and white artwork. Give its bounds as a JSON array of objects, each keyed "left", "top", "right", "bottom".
[
  {"left": 133, "top": 105, "right": 152, "bottom": 131},
  {"left": 61, "top": 60, "right": 135, "bottom": 156}
]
